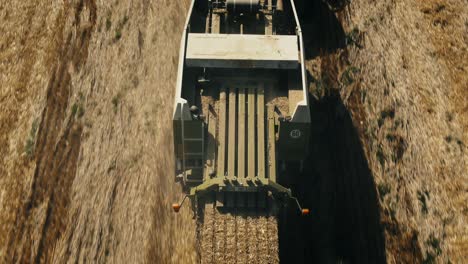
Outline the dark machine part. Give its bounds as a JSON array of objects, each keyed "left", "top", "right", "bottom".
[{"left": 226, "top": 0, "right": 260, "bottom": 13}]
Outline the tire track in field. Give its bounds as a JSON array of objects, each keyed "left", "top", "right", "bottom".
[{"left": 7, "top": 1, "right": 96, "bottom": 262}]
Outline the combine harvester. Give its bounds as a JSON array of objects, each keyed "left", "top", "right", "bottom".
[{"left": 172, "top": 0, "right": 309, "bottom": 261}]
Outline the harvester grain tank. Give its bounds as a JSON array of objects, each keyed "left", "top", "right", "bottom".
[{"left": 172, "top": 0, "right": 309, "bottom": 214}]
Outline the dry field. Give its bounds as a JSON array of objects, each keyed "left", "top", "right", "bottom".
[
  {"left": 0, "top": 0, "right": 466, "bottom": 263},
  {"left": 1, "top": 0, "right": 197, "bottom": 263},
  {"left": 303, "top": 0, "right": 467, "bottom": 262},
  {"left": 345, "top": 1, "right": 467, "bottom": 262},
  {"left": 198, "top": 205, "right": 279, "bottom": 264}
]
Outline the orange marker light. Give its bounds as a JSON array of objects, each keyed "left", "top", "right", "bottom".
[
  {"left": 172, "top": 203, "right": 181, "bottom": 213},
  {"left": 301, "top": 209, "right": 310, "bottom": 216}
]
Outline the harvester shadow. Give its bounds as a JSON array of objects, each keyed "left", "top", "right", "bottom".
[
  {"left": 299, "top": 0, "right": 347, "bottom": 59},
  {"left": 276, "top": 2, "right": 385, "bottom": 262},
  {"left": 278, "top": 92, "right": 386, "bottom": 263}
]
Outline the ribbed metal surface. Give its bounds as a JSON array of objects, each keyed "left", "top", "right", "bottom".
[{"left": 216, "top": 86, "right": 269, "bottom": 179}]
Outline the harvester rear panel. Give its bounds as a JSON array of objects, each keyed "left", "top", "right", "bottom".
[{"left": 173, "top": 0, "right": 310, "bottom": 211}]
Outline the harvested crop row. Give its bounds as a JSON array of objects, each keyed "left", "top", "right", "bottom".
[{"left": 198, "top": 203, "right": 279, "bottom": 264}]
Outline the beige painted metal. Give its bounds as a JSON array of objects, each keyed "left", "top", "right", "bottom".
[
  {"left": 277, "top": 0, "right": 284, "bottom": 11},
  {"left": 237, "top": 88, "right": 246, "bottom": 178},
  {"left": 228, "top": 87, "right": 237, "bottom": 177},
  {"left": 247, "top": 87, "right": 256, "bottom": 178},
  {"left": 212, "top": 14, "right": 221, "bottom": 33},
  {"left": 288, "top": 72, "right": 303, "bottom": 117},
  {"left": 217, "top": 88, "right": 227, "bottom": 177},
  {"left": 264, "top": 14, "right": 273, "bottom": 35},
  {"left": 204, "top": 105, "right": 217, "bottom": 180},
  {"left": 267, "top": 105, "right": 276, "bottom": 182},
  {"left": 186, "top": 34, "right": 299, "bottom": 69},
  {"left": 257, "top": 84, "right": 265, "bottom": 179}
]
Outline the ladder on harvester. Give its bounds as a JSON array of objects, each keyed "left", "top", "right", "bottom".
[{"left": 180, "top": 103, "right": 205, "bottom": 184}]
